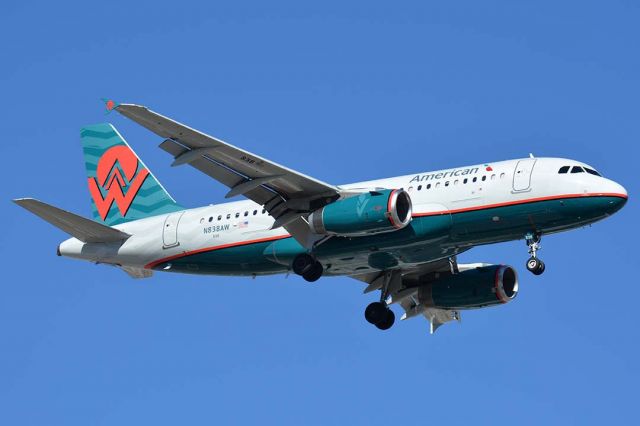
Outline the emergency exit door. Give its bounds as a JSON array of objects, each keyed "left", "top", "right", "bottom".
[
  {"left": 162, "top": 211, "right": 184, "bottom": 248},
  {"left": 513, "top": 159, "right": 536, "bottom": 192}
]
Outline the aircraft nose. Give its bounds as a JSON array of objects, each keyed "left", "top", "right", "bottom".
[{"left": 603, "top": 180, "right": 628, "bottom": 214}]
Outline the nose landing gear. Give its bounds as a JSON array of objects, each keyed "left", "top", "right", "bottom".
[{"left": 525, "top": 232, "right": 545, "bottom": 275}]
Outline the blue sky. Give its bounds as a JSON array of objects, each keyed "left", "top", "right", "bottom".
[{"left": 1, "top": 1, "right": 639, "bottom": 424}]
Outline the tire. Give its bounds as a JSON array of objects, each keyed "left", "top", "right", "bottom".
[
  {"left": 375, "top": 309, "right": 395, "bottom": 330},
  {"left": 302, "top": 261, "right": 323, "bottom": 282},
  {"left": 526, "top": 257, "right": 541, "bottom": 273},
  {"left": 292, "top": 253, "right": 315, "bottom": 275},
  {"left": 365, "top": 302, "right": 388, "bottom": 325},
  {"left": 527, "top": 257, "right": 545, "bottom": 275}
]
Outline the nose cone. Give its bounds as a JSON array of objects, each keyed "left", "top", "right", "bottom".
[{"left": 603, "top": 180, "right": 628, "bottom": 215}]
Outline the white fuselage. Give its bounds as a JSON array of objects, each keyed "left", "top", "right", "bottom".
[{"left": 58, "top": 157, "right": 627, "bottom": 275}]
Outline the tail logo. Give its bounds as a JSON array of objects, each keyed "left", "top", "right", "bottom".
[{"left": 88, "top": 145, "right": 150, "bottom": 220}]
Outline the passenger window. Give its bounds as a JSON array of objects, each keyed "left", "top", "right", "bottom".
[
  {"left": 235, "top": 212, "right": 240, "bottom": 218},
  {"left": 217, "top": 215, "right": 222, "bottom": 220},
  {"left": 417, "top": 185, "right": 422, "bottom": 191},
  {"left": 473, "top": 177, "right": 477, "bottom": 183},
  {"left": 226, "top": 214, "right": 231, "bottom": 219},
  {"left": 244, "top": 211, "right": 249, "bottom": 217},
  {"left": 454, "top": 180, "right": 459, "bottom": 185},
  {"left": 463, "top": 178, "right": 468, "bottom": 184},
  {"left": 571, "top": 166, "right": 584, "bottom": 173},
  {"left": 481, "top": 176, "right": 486, "bottom": 181},
  {"left": 584, "top": 168, "right": 601, "bottom": 176},
  {"left": 208, "top": 217, "right": 213, "bottom": 222},
  {"left": 500, "top": 173, "right": 505, "bottom": 179},
  {"left": 253, "top": 210, "right": 257, "bottom": 215},
  {"left": 435, "top": 182, "right": 440, "bottom": 188},
  {"left": 558, "top": 166, "right": 570, "bottom": 174},
  {"left": 445, "top": 181, "right": 450, "bottom": 187},
  {"left": 491, "top": 174, "right": 496, "bottom": 180},
  {"left": 427, "top": 184, "right": 431, "bottom": 189},
  {"left": 262, "top": 209, "right": 266, "bottom": 214}
]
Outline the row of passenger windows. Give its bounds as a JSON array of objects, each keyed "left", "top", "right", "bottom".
[
  {"left": 558, "top": 166, "right": 601, "bottom": 176},
  {"left": 415, "top": 173, "right": 506, "bottom": 191},
  {"left": 202, "top": 208, "right": 267, "bottom": 223}
]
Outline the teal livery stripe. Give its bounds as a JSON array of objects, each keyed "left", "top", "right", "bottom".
[
  {"left": 145, "top": 234, "right": 290, "bottom": 269},
  {"left": 80, "top": 128, "right": 120, "bottom": 139}
]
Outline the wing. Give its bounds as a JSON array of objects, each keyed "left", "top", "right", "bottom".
[
  {"left": 113, "top": 103, "right": 340, "bottom": 247},
  {"left": 351, "top": 258, "right": 462, "bottom": 334}
]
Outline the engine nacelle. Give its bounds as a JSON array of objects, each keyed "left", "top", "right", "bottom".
[
  {"left": 308, "top": 189, "right": 412, "bottom": 236},
  {"left": 418, "top": 265, "right": 518, "bottom": 309}
]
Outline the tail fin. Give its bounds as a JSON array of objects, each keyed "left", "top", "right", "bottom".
[{"left": 81, "top": 123, "right": 183, "bottom": 225}]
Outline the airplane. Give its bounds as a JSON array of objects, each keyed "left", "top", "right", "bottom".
[{"left": 14, "top": 100, "right": 628, "bottom": 333}]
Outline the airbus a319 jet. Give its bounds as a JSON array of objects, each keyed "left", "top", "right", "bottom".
[{"left": 14, "top": 101, "right": 628, "bottom": 333}]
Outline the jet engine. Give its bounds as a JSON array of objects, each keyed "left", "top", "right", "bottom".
[
  {"left": 308, "top": 189, "right": 412, "bottom": 236},
  {"left": 418, "top": 265, "right": 518, "bottom": 309}
]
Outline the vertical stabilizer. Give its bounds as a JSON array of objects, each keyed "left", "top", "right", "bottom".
[{"left": 81, "top": 123, "right": 183, "bottom": 225}]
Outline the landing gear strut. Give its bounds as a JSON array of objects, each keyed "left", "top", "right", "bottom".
[
  {"left": 364, "top": 270, "right": 397, "bottom": 330},
  {"left": 292, "top": 253, "right": 324, "bottom": 282},
  {"left": 525, "top": 232, "right": 545, "bottom": 275}
]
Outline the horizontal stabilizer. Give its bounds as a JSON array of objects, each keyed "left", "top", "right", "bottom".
[{"left": 13, "top": 198, "right": 131, "bottom": 243}]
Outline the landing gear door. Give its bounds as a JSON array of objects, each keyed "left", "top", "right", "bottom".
[
  {"left": 162, "top": 211, "right": 184, "bottom": 249},
  {"left": 513, "top": 159, "right": 537, "bottom": 192}
]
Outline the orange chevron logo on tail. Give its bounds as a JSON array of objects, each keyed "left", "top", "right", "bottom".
[{"left": 88, "top": 145, "right": 149, "bottom": 220}]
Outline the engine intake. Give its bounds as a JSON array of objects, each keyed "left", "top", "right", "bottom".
[
  {"left": 418, "top": 265, "right": 518, "bottom": 309},
  {"left": 308, "top": 189, "right": 412, "bottom": 236}
]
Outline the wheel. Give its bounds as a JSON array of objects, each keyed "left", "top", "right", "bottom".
[
  {"left": 526, "top": 257, "right": 541, "bottom": 274},
  {"left": 292, "top": 253, "right": 315, "bottom": 275},
  {"left": 535, "top": 260, "right": 546, "bottom": 275},
  {"left": 375, "top": 309, "right": 395, "bottom": 330},
  {"left": 365, "top": 302, "right": 388, "bottom": 325},
  {"left": 302, "top": 261, "right": 323, "bottom": 282}
]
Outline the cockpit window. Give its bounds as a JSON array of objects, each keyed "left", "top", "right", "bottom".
[
  {"left": 570, "top": 166, "right": 584, "bottom": 173},
  {"left": 558, "top": 166, "right": 570, "bottom": 174},
  {"left": 584, "top": 167, "right": 601, "bottom": 177}
]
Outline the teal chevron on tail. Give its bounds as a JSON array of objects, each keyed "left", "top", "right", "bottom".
[{"left": 81, "top": 123, "right": 183, "bottom": 225}]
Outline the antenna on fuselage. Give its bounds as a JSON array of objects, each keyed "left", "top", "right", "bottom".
[{"left": 529, "top": 153, "right": 535, "bottom": 158}]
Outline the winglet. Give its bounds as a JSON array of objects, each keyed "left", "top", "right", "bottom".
[{"left": 101, "top": 98, "right": 120, "bottom": 114}]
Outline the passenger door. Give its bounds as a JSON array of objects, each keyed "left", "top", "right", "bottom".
[
  {"left": 513, "top": 159, "right": 537, "bottom": 192},
  {"left": 162, "top": 211, "right": 184, "bottom": 248}
]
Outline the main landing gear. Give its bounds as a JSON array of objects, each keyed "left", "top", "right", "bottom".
[
  {"left": 365, "top": 301, "right": 395, "bottom": 330},
  {"left": 292, "top": 253, "right": 324, "bottom": 282},
  {"left": 525, "top": 232, "right": 546, "bottom": 275},
  {"left": 364, "top": 271, "right": 397, "bottom": 331}
]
